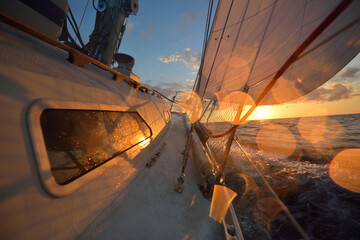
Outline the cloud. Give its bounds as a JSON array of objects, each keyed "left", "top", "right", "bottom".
[
  {"left": 144, "top": 79, "right": 195, "bottom": 99},
  {"left": 141, "top": 22, "right": 159, "bottom": 42},
  {"left": 304, "top": 83, "right": 353, "bottom": 102},
  {"left": 186, "top": 79, "right": 194, "bottom": 85},
  {"left": 331, "top": 66, "right": 360, "bottom": 84},
  {"left": 158, "top": 48, "right": 201, "bottom": 70},
  {"left": 180, "top": 12, "right": 199, "bottom": 36},
  {"left": 144, "top": 79, "right": 152, "bottom": 84},
  {"left": 327, "top": 84, "right": 353, "bottom": 101},
  {"left": 340, "top": 67, "right": 360, "bottom": 79},
  {"left": 160, "top": 75, "right": 170, "bottom": 81}
]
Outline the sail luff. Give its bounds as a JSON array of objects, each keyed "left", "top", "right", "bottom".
[{"left": 243, "top": 0, "right": 278, "bottom": 90}]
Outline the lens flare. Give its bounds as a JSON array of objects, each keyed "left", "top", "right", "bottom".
[
  {"left": 238, "top": 173, "right": 259, "bottom": 198},
  {"left": 308, "top": 55, "right": 334, "bottom": 74},
  {"left": 298, "top": 113, "right": 343, "bottom": 145},
  {"left": 253, "top": 197, "right": 285, "bottom": 232},
  {"left": 269, "top": 76, "right": 303, "bottom": 104},
  {"left": 324, "top": 118, "right": 343, "bottom": 140},
  {"left": 209, "top": 184, "right": 237, "bottom": 223},
  {"left": 329, "top": 149, "right": 360, "bottom": 193},
  {"left": 297, "top": 115, "right": 327, "bottom": 144},
  {"left": 218, "top": 47, "right": 252, "bottom": 84},
  {"left": 218, "top": 91, "right": 255, "bottom": 124},
  {"left": 176, "top": 91, "right": 202, "bottom": 123},
  {"left": 256, "top": 124, "right": 296, "bottom": 158}
]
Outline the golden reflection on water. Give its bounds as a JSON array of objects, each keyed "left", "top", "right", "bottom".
[
  {"left": 256, "top": 124, "right": 296, "bottom": 158},
  {"left": 176, "top": 91, "right": 202, "bottom": 123},
  {"left": 209, "top": 184, "right": 237, "bottom": 223},
  {"left": 253, "top": 197, "right": 285, "bottom": 232},
  {"left": 329, "top": 149, "right": 360, "bottom": 193}
]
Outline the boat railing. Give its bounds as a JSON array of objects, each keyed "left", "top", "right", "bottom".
[{"left": 0, "top": 12, "right": 167, "bottom": 101}]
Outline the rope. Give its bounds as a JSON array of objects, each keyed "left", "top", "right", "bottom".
[{"left": 193, "top": 0, "right": 216, "bottom": 92}]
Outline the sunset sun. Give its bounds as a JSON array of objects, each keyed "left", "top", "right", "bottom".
[{"left": 253, "top": 107, "right": 270, "bottom": 120}]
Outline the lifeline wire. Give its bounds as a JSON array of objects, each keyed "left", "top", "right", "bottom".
[{"left": 234, "top": 139, "right": 310, "bottom": 240}]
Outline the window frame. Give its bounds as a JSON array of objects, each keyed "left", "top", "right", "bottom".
[{"left": 27, "top": 99, "right": 152, "bottom": 197}]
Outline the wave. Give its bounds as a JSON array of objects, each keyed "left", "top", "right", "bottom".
[{"left": 222, "top": 113, "right": 360, "bottom": 239}]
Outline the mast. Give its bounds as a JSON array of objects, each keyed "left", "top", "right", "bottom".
[{"left": 86, "top": 0, "right": 139, "bottom": 66}]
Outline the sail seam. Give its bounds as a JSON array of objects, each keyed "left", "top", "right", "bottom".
[{"left": 244, "top": 0, "right": 278, "bottom": 89}]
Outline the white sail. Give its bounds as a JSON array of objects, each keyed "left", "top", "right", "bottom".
[{"left": 197, "top": 0, "right": 360, "bottom": 104}]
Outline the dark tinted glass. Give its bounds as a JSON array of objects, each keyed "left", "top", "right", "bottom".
[{"left": 40, "top": 109, "right": 151, "bottom": 184}]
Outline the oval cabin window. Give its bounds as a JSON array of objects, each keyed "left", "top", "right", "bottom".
[{"left": 40, "top": 109, "right": 152, "bottom": 185}]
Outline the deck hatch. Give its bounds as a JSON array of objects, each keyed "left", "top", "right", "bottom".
[{"left": 40, "top": 109, "right": 151, "bottom": 185}]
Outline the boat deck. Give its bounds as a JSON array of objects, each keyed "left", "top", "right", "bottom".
[{"left": 78, "top": 113, "right": 224, "bottom": 239}]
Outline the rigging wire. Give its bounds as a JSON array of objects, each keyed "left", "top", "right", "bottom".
[
  {"left": 211, "top": 2, "right": 274, "bottom": 34},
  {"left": 193, "top": 0, "right": 215, "bottom": 92},
  {"left": 66, "top": 16, "right": 83, "bottom": 46},
  {"left": 233, "top": 139, "right": 310, "bottom": 240},
  {"left": 75, "top": 0, "right": 91, "bottom": 43},
  {"left": 244, "top": 0, "right": 278, "bottom": 88},
  {"left": 67, "top": 7, "right": 86, "bottom": 48}
]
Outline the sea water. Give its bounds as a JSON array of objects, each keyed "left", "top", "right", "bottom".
[{"left": 226, "top": 113, "right": 360, "bottom": 240}]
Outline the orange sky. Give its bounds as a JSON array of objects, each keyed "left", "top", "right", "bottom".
[
  {"left": 248, "top": 54, "right": 360, "bottom": 120},
  {"left": 250, "top": 95, "right": 360, "bottom": 120}
]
